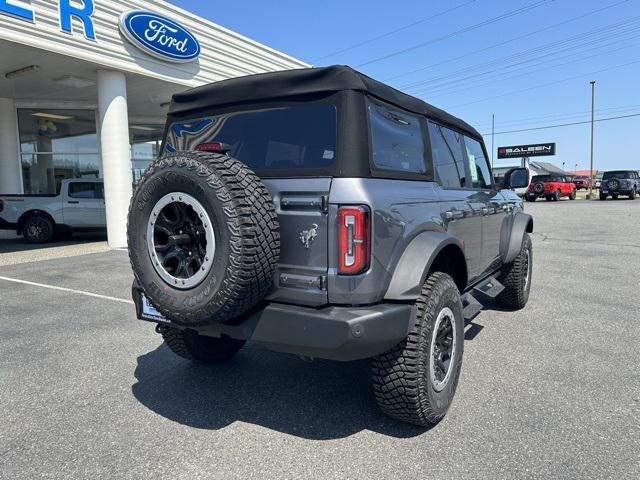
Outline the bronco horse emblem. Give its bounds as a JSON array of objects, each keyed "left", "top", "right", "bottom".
[{"left": 299, "top": 224, "right": 319, "bottom": 249}]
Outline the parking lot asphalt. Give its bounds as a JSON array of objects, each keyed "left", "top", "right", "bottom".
[
  {"left": 0, "top": 232, "right": 109, "bottom": 267},
  {"left": 1, "top": 199, "right": 639, "bottom": 480}
]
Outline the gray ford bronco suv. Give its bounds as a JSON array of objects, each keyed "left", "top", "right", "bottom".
[
  {"left": 128, "top": 66, "right": 533, "bottom": 427},
  {"left": 599, "top": 170, "right": 639, "bottom": 200}
]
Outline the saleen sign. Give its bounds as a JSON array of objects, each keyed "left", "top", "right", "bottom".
[{"left": 497, "top": 143, "right": 556, "bottom": 159}]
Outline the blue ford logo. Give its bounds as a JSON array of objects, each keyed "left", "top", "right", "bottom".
[{"left": 119, "top": 10, "right": 200, "bottom": 63}]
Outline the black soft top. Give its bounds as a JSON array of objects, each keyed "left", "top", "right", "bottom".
[{"left": 169, "top": 65, "right": 481, "bottom": 138}]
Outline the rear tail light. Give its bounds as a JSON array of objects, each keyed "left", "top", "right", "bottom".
[
  {"left": 338, "top": 206, "right": 370, "bottom": 275},
  {"left": 196, "top": 142, "right": 231, "bottom": 153}
]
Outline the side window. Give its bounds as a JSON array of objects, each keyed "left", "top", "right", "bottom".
[
  {"left": 428, "top": 121, "right": 467, "bottom": 188},
  {"left": 368, "top": 100, "right": 426, "bottom": 174},
  {"left": 464, "top": 136, "right": 492, "bottom": 189},
  {"left": 68, "top": 182, "right": 97, "bottom": 199}
]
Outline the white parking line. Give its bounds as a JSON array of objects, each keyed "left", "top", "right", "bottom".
[{"left": 0, "top": 275, "right": 134, "bottom": 304}]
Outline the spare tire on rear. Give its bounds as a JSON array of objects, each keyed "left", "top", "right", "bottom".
[{"left": 127, "top": 151, "right": 280, "bottom": 326}]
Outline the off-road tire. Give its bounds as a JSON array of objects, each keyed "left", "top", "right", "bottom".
[
  {"left": 22, "top": 214, "right": 55, "bottom": 243},
  {"left": 612, "top": 193, "right": 619, "bottom": 200},
  {"left": 553, "top": 190, "right": 561, "bottom": 201},
  {"left": 371, "top": 272, "right": 464, "bottom": 427},
  {"left": 159, "top": 326, "right": 245, "bottom": 363},
  {"left": 599, "top": 193, "right": 607, "bottom": 201},
  {"left": 496, "top": 233, "right": 532, "bottom": 310},
  {"left": 629, "top": 188, "right": 636, "bottom": 200},
  {"left": 127, "top": 151, "right": 280, "bottom": 326},
  {"left": 569, "top": 189, "right": 576, "bottom": 200},
  {"left": 545, "top": 196, "right": 552, "bottom": 201}
]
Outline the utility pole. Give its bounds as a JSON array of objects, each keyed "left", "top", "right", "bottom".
[
  {"left": 588, "top": 80, "right": 596, "bottom": 199},
  {"left": 491, "top": 113, "right": 495, "bottom": 170}
]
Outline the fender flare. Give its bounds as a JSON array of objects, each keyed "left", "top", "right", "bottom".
[
  {"left": 385, "top": 231, "right": 466, "bottom": 301},
  {"left": 500, "top": 212, "right": 533, "bottom": 264}
]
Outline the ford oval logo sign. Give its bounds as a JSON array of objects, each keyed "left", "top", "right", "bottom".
[{"left": 119, "top": 10, "right": 200, "bottom": 63}]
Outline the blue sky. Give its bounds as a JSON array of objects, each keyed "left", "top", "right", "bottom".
[{"left": 169, "top": 0, "right": 640, "bottom": 171}]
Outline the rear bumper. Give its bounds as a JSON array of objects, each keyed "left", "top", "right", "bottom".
[
  {"left": 601, "top": 189, "right": 632, "bottom": 194},
  {"left": 132, "top": 283, "right": 414, "bottom": 362}
]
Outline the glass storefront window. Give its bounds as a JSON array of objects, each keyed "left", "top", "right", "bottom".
[
  {"left": 18, "top": 109, "right": 99, "bottom": 194},
  {"left": 17, "top": 110, "right": 164, "bottom": 192},
  {"left": 130, "top": 124, "right": 163, "bottom": 184}
]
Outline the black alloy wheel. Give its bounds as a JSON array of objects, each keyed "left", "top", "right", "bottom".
[
  {"left": 23, "top": 215, "right": 54, "bottom": 243},
  {"left": 148, "top": 193, "right": 214, "bottom": 290}
]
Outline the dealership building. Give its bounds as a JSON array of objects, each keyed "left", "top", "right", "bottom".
[{"left": 0, "top": 0, "right": 308, "bottom": 247}]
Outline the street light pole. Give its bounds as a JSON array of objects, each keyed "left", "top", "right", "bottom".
[{"left": 588, "top": 80, "right": 596, "bottom": 199}]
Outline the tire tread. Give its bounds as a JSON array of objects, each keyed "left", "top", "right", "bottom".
[
  {"left": 371, "top": 272, "right": 462, "bottom": 426},
  {"left": 496, "top": 233, "right": 532, "bottom": 310}
]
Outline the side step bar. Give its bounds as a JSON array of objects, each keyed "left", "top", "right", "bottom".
[
  {"left": 461, "top": 293, "right": 482, "bottom": 321},
  {"left": 472, "top": 275, "right": 505, "bottom": 300},
  {"left": 461, "top": 275, "right": 505, "bottom": 321}
]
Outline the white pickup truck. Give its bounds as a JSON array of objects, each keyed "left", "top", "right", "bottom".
[{"left": 0, "top": 179, "right": 106, "bottom": 243}]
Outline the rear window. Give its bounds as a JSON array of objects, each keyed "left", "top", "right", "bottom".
[
  {"left": 164, "top": 104, "right": 337, "bottom": 171},
  {"left": 532, "top": 175, "right": 554, "bottom": 182},
  {"left": 603, "top": 171, "right": 633, "bottom": 179}
]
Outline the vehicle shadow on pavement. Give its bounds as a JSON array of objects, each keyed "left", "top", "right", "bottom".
[
  {"left": 131, "top": 343, "right": 429, "bottom": 439},
  {"left": 0, "top": 232, "right": 107, "bottom": 254}
]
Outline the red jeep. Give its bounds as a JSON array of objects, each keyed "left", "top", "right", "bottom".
[{"left": 525, "top": 175, "right": 576, "bottom": 202}]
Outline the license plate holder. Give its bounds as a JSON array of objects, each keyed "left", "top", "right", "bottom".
[{"left": 139, "top": 293, "right": 170, "bottom": 323}]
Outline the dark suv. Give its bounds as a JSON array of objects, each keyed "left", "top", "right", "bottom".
[
  {"left": 127, "top": 66, "right": 533, "bottom": 427},
  {"left": 599, "top": 170, "right": 638, "bottom": 200}
]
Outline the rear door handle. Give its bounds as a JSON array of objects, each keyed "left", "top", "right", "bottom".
[{"left": 68, "top": 201, "right": 80, "bottom": 204}]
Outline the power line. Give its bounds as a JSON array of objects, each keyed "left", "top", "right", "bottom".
[
  {"left": 355, "top": 0, "right": 554, "bottom": 68},
  {"left": 472, "top": 104, "right": 640, "bottom": 129},
  {"left": 413, "top": 36, "right": 640, "bottom": 99},
  {"left": 480, "top": 112, "right": 640, "bottom": 136},
  {"left": 401, "top": 16, "right": 640, "bottom": 92},
  {"left": 311, "top": 0, "right": 478, "bottom": 63},
  {"left": 410, "top": 29, "right": 640, "bottom": 97},
  {"left": 383, "top": 0, "right": 631, "bottom": 82},
  {"left": 443, "top": 58, "right": 640, "bottom": 110}
]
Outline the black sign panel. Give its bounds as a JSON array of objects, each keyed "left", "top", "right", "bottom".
[{"left": 497, "top": 143, "right": 556, "bottom": 159}]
